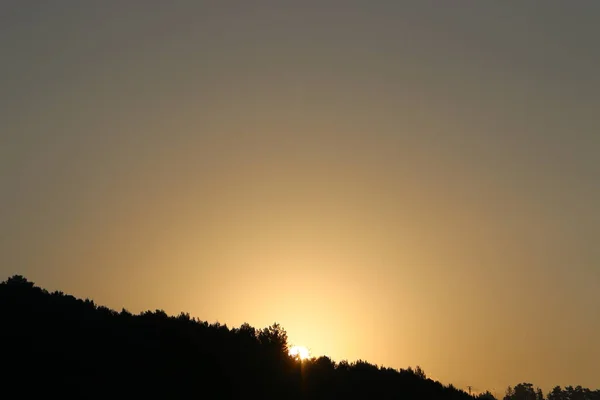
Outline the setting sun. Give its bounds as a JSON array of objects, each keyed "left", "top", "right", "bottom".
[
  {"left": 4, "top": 1, "right": 600, "bottom": 396},
  {"left": 289, "top": 345, "right": 311, "bottom": 360}
]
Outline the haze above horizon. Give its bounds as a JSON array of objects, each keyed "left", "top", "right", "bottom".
[{"left": 1, "top": 1, "right": 598, "bottom": 394}]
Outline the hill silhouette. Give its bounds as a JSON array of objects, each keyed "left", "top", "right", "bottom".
[{"left": 1, "top": 275, "right": 597, "bottom": 399}]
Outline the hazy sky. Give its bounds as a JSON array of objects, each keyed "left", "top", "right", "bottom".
[{"left": 1, "top": 1, "right": 599, "bottom": 394}]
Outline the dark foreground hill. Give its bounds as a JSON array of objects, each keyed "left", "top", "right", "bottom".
[{"left": 1, "top": 275, "right": 483, "bottom": 399}]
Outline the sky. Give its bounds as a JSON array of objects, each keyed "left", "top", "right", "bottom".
[{"left": 1, "top": 1, "right": 599, "bottom": 395}]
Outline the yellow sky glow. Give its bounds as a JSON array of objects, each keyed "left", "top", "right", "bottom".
[{"left": 1, "top": 2, "right": 599, "bottom": 395}]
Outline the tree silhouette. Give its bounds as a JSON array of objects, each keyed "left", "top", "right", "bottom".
[
  {"left": 2, "top": 275, "right": 598, "bottom": 399},
  {"left": 503, "top": 383, "right": 539, "bottom": 400},
  {"left": 503, "top": 383, "right": 600, "bottom": 400}
]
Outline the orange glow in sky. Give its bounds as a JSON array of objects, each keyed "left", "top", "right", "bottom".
[{"left": 1, "top": 2, "right": 599, "bottom": 395}]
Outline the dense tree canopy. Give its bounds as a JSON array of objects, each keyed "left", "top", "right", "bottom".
[
  {"left": 502, "top": 383, "right": 600, "bottom": 400},
  {"left": 1, "top": 275, "right": 597, "bottom": 399}
]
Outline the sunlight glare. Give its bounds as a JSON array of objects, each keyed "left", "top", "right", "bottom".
[{"left": 289, "top": 345, "right": 310, "bottom": 360}]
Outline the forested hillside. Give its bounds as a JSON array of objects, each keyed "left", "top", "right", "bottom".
[{"left": 1, "top": 275, "right": 596, "bottom": 399}]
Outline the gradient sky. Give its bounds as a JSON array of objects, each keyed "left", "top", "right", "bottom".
[{"left": 1, "top": 1, "right": 599, "bottom": 395}]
